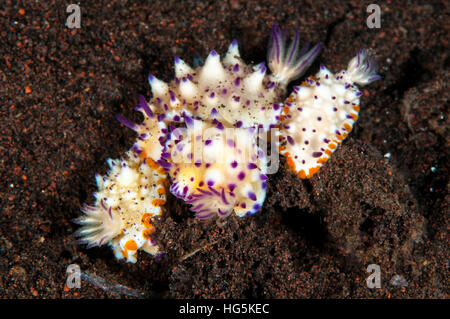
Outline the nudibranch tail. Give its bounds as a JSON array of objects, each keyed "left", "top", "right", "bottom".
[{"left": 268, "top": 23, "right": 323, "bottom": 86}]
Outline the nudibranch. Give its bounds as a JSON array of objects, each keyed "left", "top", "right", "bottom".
[
  {"left": 75, "top": 23, "right": 380, "bottom": 262},
  {"left": 279, "top": 49, "right": 381, "bottom": 178}
]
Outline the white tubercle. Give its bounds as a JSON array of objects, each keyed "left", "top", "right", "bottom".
[
  {"left": 174, "top": 57, "right": 194, "bottom": 78},
  {"left": 179, "top": 77, "right": 198, "bottom": 101},
  {"left": 244, "top": 64, "right": 266, "bottom": 93},
  {"left": 199, "top": 50, "right": 226, "bottom": 83},
  {"left": 223, "top": 40, "right": 241, "bottom": 66},
  {"left": 148, "top": 74, "right": 169, "bottom": 98}
]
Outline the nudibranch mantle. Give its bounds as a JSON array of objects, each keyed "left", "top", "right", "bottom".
[{"left": 75, "top": 24, "right": 380, "bottom": 262}]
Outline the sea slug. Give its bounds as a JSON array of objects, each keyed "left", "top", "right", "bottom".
[{"left": 74, "top": 23, "right": 380, "bottom": 263}]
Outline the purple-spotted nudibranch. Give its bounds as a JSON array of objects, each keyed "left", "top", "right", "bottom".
[{"left": 75, "top": 23, "right": 380, "bottom": 262}]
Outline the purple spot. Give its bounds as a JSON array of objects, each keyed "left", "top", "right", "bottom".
[
  {"left": 317, "top": 117, "right": 322, "bottom": 121},
  {"left": 253, "top": 203, "right": 261, "bottom": 210},
  {"left": 248, "top": 191, "right": 257, "bottom": 201},
  {"left": 207, "top": 180, "right": 214, "bottom": 187},
  {"left": 247, "top": 163, "right": 257, "bottom": 170},
  {"left": 169, "top": 90, "right": 176, "bottom": 102},
  {"left": 234, "top": 77, "right": 240, "bottom": 86},
  {"left": 238, "top": 171, "right": 245, "bottom": 180},
  {"left": 312, "top": 152, "right": 323, "bottom": 158},
  {"left": 228, "top": 184, "right": 236, "bottom": 191},
  {"left": 233, "top": 64, "right": 239, "bottom": 72},
  {"left": 287, "top": 135, "right": 295, "bottom": 145},
  {"left": 231, "top": 161, "right": 238, "bottom": 168}
]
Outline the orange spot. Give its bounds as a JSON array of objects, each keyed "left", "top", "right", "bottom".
[
  {"left": 19, "top": 9, "right": 25, "bottom": 15},
  {"left": 353, "top": 105, "right": 360, "bottom": 112},
  {"left": 157, "top": 167, "right": 166, "bottom": 175},
  {"left": 142, "top": 226, "right": 155, "bottom": 239},
  {"left": 351, "top": 113, "right": 358, "bottom": 120},
  {"left": 298, "top": 170, "right": 307, "bottom": 179},
  {"left": 139, "top": 151, "right": 147, "bottom": 160},
  {"left": 25, "top": 86, "right": 31, "bottom": 94},
  {"left": 124, "top": 240, "right": 138, "bottom": 251},
  {"left": 308, "top": 166, "right": 321, "bottom": 178},
  {"left": 317, "top": 157, "right": 328, "bottom": 164},
  {"left": 286, "top": 155, "right": 296, "bottom": 171},
  {"left": 152, "top": 199, "right": 165, "bottom": 207},
  {"left": 325, "top": 149, "right": 332, "bottom": 156},
  {"left": 328, "top": 143, "right": 336, "bottom": 149},
  {"left": 283, "top": 106, "right": 290, "bottom": 114},
  {"left": 122, "top": 249, "right": 129, "bottom": 258},
  {"left": 157, "top": 178, "right": 168, "bottom": 187},
  {"left": 336, "top": 134, "right": 345, "bottom": 140},
  {"left": 141, "top": 213, "right": 153, "bottom": 228},
  {"left": 147, "top": 158, "right": 159, "bottom": 169},
  {"left": 344, "top": 123, "right": 352, "bottom": 132},
  {"left": 157, "top": 187, "right": 166, "bottom": 196}
]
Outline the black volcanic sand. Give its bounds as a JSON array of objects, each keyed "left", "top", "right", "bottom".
[{"left": 0, "top": 1, "right": 448, "bottom": 298}]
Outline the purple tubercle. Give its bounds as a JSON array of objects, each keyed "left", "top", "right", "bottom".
[
  {"left": 115, "top": 114, "right": 138, "bottom": 131},
  {"left": 210, "top": 50, "right": 218, "bottom": 57},
  {"left": 233, "top": 64, "right": 239, "bottom": 73},
  {"left": 138, "top": 94, "right": 153, "bottom": 118},
  {"left": 248, "top": 191, "right": 257, "bottom": 201}
]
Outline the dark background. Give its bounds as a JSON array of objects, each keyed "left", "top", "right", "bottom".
[{"left": 0, "top": 0, "right": 448, "bottom": 298}]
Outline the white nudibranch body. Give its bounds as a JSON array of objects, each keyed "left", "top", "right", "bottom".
[{"left": 75, "top": 24, "right": 380, "bottom": 262}]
